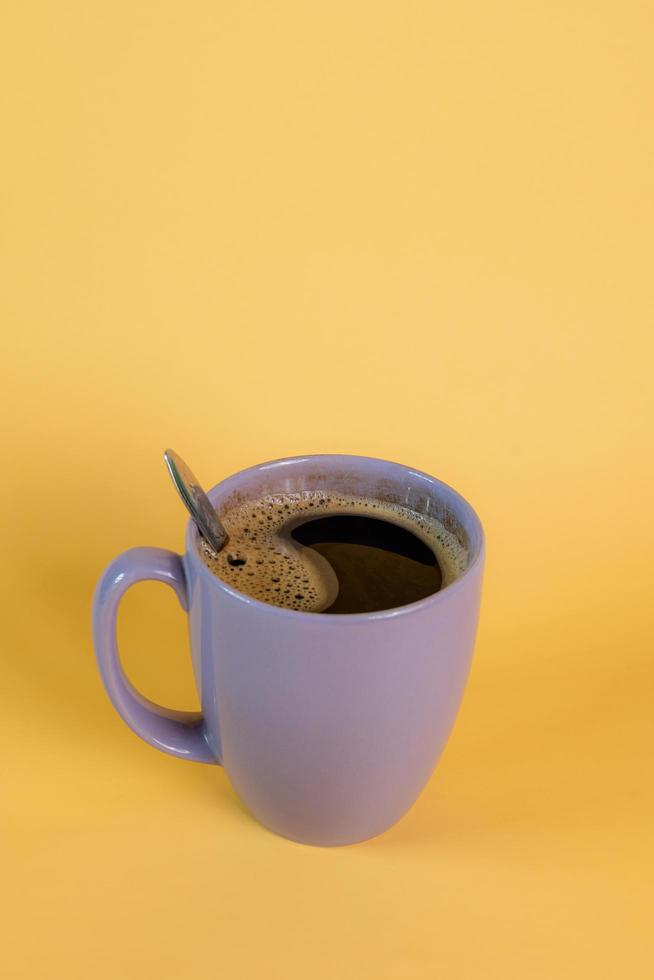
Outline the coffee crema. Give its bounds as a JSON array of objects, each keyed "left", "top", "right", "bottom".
[{"left": 199, "top": 491, "right": 468, "bottom": 613}]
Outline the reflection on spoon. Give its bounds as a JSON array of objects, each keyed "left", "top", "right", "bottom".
[{"left": 164, "top": 448, "right": 229, "bottom": 554}]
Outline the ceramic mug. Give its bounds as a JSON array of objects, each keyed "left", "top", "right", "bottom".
[{"left": 92, "top": 455, "right": 484, "bottom": 845}]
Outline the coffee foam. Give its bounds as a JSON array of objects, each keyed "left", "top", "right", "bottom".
[{"left": 199, "top": 491, "right": 468, "bottom": 613}]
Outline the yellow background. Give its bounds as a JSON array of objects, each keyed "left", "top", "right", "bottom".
[{"left": 2, "top": 2, "right": 652, "bottom": 976}]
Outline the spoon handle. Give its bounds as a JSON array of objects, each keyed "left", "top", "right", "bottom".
[{"left": 164, "top": 448, "right": 229, "bottom": 553}]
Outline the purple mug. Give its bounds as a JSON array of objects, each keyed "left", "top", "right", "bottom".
[{"left": 92, "top": 455, "right": 484, "bottom": 845}]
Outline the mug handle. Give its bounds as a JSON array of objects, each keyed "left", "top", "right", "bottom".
[{"left": 92, "top": 547, "right": 217, "bottom": 764}]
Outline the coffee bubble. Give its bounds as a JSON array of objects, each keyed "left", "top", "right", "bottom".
[{"left": 199, "top": 491, "right": 468, "bottom": 613}]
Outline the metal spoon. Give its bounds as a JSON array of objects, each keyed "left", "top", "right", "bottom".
[{"left": 164, "top": 448, "right": 229, "bottom": 554}]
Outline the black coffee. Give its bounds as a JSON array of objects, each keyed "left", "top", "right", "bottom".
[
  {"left": 199, "top": 490, "right": 467, "bottom": 613},
  {"left": 291, "top": 515, "right": 442, "bottom": 613}
]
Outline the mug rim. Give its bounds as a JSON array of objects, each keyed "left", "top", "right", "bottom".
[{"left": 185, "top": 454, "right": 485, "bottom": 622}]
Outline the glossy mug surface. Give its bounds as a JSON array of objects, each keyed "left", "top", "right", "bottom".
[{"left": 92, "top": 455, "right": 485, "bottom": 845}]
